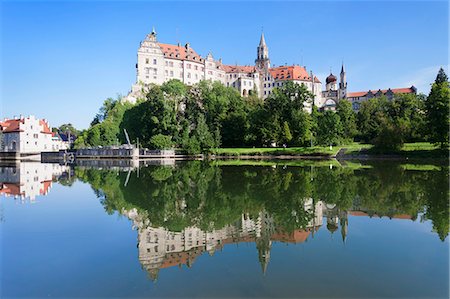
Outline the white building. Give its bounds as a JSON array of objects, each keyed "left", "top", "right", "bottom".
[
  {"left": 346, "top": 86, "right": 417, "bottom": 111},
  {"left": 0, "top": 115, "right": 68, "bottom": 155},
  {"left": 124, "top": 27, "right": 416, "bottom": 112},
  {"left": 124, "top": 29, "right": 324, "bottom": 107}
]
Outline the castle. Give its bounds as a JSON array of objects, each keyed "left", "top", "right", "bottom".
[{"left": 125, "top": 28, "right": 416, "bottom": 111}]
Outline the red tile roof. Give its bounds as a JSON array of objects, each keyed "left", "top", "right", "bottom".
[
  {"left": 0, "top": 119, "right": 24, "bottom": 133},
  {"left": 40, "top": 120, "right": 52, "bottom": 134},
  {"left": 347, "top": 87, "right": 416, "bottom": 98},
  {"left": 0, "top": 183, "right": 23, "bottom": 196},
  {"left": 221, "top": 65, "right": 256, "bottom": 73},
  {"left": 39, "top": 180, "right": 52, "bottom": 195},
  {"left": 269, "top": 66, "right": 321, "bottom": 83},
  {"left": 158, "top": 43, "right": 203, "bottom": 62},
  {"left": 272, "top": 229, "right": 311, "bottom": 243}
]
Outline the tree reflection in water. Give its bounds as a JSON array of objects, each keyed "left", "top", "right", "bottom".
[{"left": 72, "top": 160, "right": 448, "bottom": 280}]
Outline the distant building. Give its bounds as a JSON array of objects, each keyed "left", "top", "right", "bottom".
[
  {"left": 0, "top": 115, "right": 68, "bottom": 155},
  {"left": 346, "top": 86, "right": 417, "bottom": 111}
]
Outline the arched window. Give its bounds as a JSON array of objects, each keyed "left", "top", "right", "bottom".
[{"left": 11, "top": 141, "right": 16, "bottom": 151}]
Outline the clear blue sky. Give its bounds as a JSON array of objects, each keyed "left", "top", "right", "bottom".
[{"left": 1, "top": 1, "right": 448, "bottom": 129}]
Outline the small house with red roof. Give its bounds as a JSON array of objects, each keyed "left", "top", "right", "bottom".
[{"left": 0, "top": 115, "right": 68, "bottom": 156}]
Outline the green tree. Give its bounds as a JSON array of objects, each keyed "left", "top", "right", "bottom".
[
  {"left": 336, "top": 99, "right": 357, "bottom": 142},
  {"left": 281, "top": 121, "right": 293, "bottom": 144},
  {"left": 149, "top": 134, "right": 173, "bottom": 149},
  {"left": 317, "top": 110, "right": 342, "bottom": 147},
  {"left": 195, "top": 114, "right": 215, "bottom": 152},
  {"left": 425, "top": 68, "right": 449, "bottom": 148}
]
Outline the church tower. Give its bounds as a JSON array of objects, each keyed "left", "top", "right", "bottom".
[
  {"left": 255, "top": 33, "right": 270, "bottom": 71},
  {"left": 339, "top": 63, "right": 347, "bottom": 99}
]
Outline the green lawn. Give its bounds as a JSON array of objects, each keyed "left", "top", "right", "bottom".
[
  {"left": 211, "top": 145, "right": 340, "bottom": 156},
  {"left": 210, "top": 142, "right": 448, "bottom": 158}
]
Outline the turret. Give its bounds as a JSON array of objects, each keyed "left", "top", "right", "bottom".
[
  {"left": 339, "top": 63, "right": 347, "bottom": 99},
  {"left": 255, "top": 33, "right": 270, "bottom": 71},
  {"left": 148, "top": 26, "right": 157, "bottom": 42}
]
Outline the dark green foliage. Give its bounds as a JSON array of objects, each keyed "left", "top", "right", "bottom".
[
  {"left": 336, "top": 99, "right": 357, "bottom": 141},
  {"left": 149, "top": 134, "right": 173, "bottom": 149},
  {"left": 80, "top": 76, "right": 446, "bottom": 152},
  {"left": 256, "top": 81, "right": 313, "bottom": 146},
  {"left": 76, "top": 161, "right": 449, "bottom": 241},
  {"left": 425, "top": 68, "right": 449, "bottom": 148},
  {"left": 316, "top": 110, "right": 342, "bottom": 146},
  {"left": 357, "top": 93, "right": 428, "bottom": 151}
]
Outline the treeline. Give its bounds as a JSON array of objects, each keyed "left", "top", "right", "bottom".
[{"left": 74, "top": 68, "right": 449, "bottom": 152}]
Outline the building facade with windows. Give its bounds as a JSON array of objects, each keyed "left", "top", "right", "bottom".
[
  {"left": 124, "top": 27, "right": 416, "bottom": 112},
  {"left": 124, "top": 29, "right": 324, "bottom": 107},
  {"left": 346, "top": 86, "right": 417, "bottom": 111},
  {"left": 0, "top": 115, "right": 68, "bottom": 154}
]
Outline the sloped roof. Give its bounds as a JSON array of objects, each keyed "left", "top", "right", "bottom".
[
  {"left": 269, "top": 66, "right": 321, "bottom": 83},
  {"left": 222, "top": 65, "right": 256, "bottom": 73},
  {"left": 0, "top": 119, "right": 23, "bottom": 133},
  {"left": 158, "top": 43, "right": 203, "bottom": 62},
  {"left": 347, "top": 86, "right": 416, "bottom": 98},
  {"left": 39, "top": 120, "right": 53, "bottom": 134},
  {"left": 0, "top": 183, "right": 22, "bottom": 196}
]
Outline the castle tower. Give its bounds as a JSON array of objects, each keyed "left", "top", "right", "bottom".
[
  {"left": 339, "top": 63, "right": 347, "bottom": 99},
  {"left": 255, "top": 32, "right": 270, "bottom": 71}
]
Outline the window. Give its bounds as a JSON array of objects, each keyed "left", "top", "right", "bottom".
[
  {"left": 165, "top": 61, "right": 168, "bottom": 66},
  {"left": 145, "top": 68, "right": 150, "bottom": 75},
  {"left": 145, "top": 58, "right": 149, "bottom": 64},
  {"left": 170, "top": 71, "right": 174, "bottom": 77},
  {"left": 153, "top": 59, "right": 157, "bottom": 65},
  {"left": 195, "top": 74, "right": 198, "bottom": 79},
  {"left": 187, "top": 72, "right": 191, "bottom": 78},
  {"left": 170, "top": 61, "right": 174, "bottom": 67},
  {"left": 153, "top": 68, "right": 157, "bottom": 75},
  {"left": 187, "top": 64, "right": 191, "bottom": 69},
  {"left": 165, "top": 70, "right": 168, "bottom": 76},
  {"left": 208, "top": 71, "right": 213, "bottom": 75},
  {"left": 194, "top": 65, "right": 198, "bottom": 70}
]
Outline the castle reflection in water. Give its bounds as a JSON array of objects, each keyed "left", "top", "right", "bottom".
[
  {"left": 123, "top": 200, "right": 337, "bottom": 280},
  {"left": 0, "top": 162, "right": 416, "bottom": 281},
  {"left": 124, "top": 203, "right": 411, "bottom": 281}
]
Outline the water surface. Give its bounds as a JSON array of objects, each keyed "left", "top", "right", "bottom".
[{"left": 1, "top": 160, "right": 448, "bottom": 298}]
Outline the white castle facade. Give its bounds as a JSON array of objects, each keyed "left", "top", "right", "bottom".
[
  {"left": 124, "top": 28, "right": 416, "bottom": 111},
  {"left": 124, "top": 29, "right": 346, "bottom": 111}
]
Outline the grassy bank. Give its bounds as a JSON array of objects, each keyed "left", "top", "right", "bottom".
[
  {"left": 210, "top": 142, "right": 448, "bottom": 159},
  {"left": 210, "top": 145, "right": 340, "bottom": 157}
]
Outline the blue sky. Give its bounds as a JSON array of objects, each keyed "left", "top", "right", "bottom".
[{"left": 1, "top": 1, "right": 448, "bottom": 129}]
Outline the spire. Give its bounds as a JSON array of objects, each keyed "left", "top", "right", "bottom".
[
  {"left": 151, "top": 26, "right": 156, "bottom": 35},
  {"left": 259, "top": 32, "right": 266, "bottom": 47},
  {"left": 341, "top": 62, "right": 345, "bottom": 74}
]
